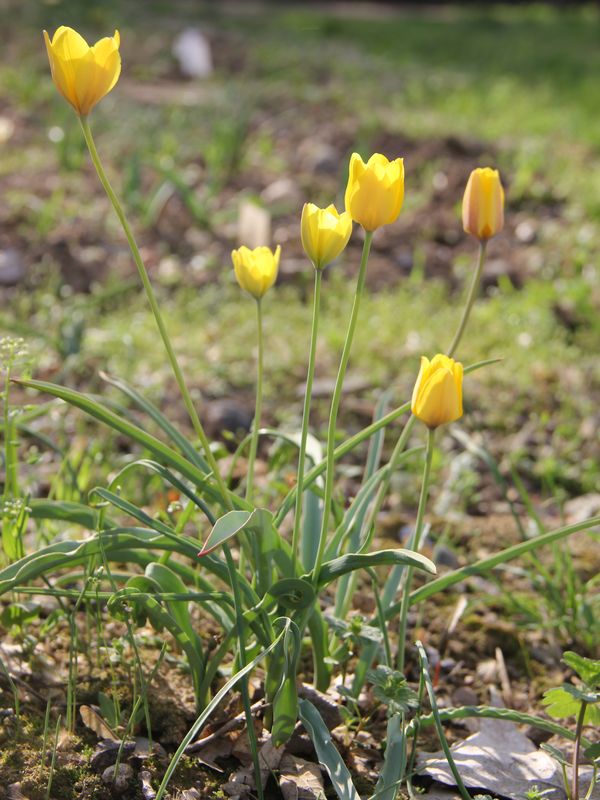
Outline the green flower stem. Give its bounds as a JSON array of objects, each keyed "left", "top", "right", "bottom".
[
  {"left": 291, "top": 269, "right": 322, "bottom": 564},
  {"left": 3, "top": 365, "right": 16, "bottom": 499},
  {"left": 572, "top": 700, "right": 587, "bottom": 800},
  {"left": 447, "top": 239, "right": 487, "bottom": 358},
  {"left": 79, "top": 116, "right": 231, "bottom": 509},
  {"left": 397, "top": 427, "right": 435, "bottom": 673},
  {"left": 275, "top": 356, "right": 497, "bottom": 528},
  {"left": 246, "top": 299, "right": 264, "bottom": 504},
  {"left": 313, "top": 231, "right": 373, "bottom": 584},
  {"left": 275, "top": 400, "right": 411, "bottom": 528},
  {"left": 223, "top": 542, "right": 263, "bottom": 800}
]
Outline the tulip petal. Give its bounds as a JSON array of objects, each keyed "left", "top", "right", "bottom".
[
  {"left": 52, "top": 26, "right": 90, "bottom": 59},
  {"left": 44, "top": 26, "right": 121, "bottom": 115},
  {"left": 232, "top": 245, "right": 279, "bottom": 298},
  {"left": 411, "top": 354, "right": 463, "bottom": 429},
  {"left": 462, "top": 167, "right": 504, "bottom": 240},
  {"left": 345, "top": 152, "right": 404, "bottom": 231}
]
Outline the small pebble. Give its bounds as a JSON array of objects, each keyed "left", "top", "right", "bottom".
[
  {"left": 102, "top": 763, "right": 134, "bottom": 793},
  {"left": 140, "top": 770, "right": 157, "bottom": 800},
  {"left": 91, "top": 740, "right": 135, "bottom": 773}
]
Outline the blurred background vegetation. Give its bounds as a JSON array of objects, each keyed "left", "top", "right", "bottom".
[{"left": 1, "top": 0, "right": 599, "bottom": 514}]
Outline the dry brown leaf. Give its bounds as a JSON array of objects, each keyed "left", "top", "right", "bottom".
[
  {"left": 79, "top": 705, "right": 119, "bottom": 741},
  {"left": 279, "top": 754, "right": 325, "bottom": 800}
]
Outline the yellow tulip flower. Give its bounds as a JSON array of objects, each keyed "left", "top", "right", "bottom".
[
  {"left": 411, "top": 354, "right": 463, "bottom": 429},
  {"left": 43, "top": 26, "right": 121, "bottom": 116},
  {"left": 462, "top": 167, "right": 505, "bottom": 241},
  {"left": 344, "top": 152, "right": 404, "bottom": 232},
  {"left": 232, "top": 245, "right": 280, "bottom": 299},
  {"left": 301, "top": 203, "right": 353, "bottom": 270}
]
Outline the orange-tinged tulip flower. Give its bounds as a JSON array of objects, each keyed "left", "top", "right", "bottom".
[
  {"left": 411, "top": 354, "right": 463, "bottom": 429},
  {"left": 43, "top": 26, "right": 121, "bottom": 116},
  {"left": 462, "top": 167, "right": 504, "bottom": 241},
  {"left": 344, "top": 152, "right": 404, "bottom": 232},
  {"left": 301, "top": 203, "right": 353, "bottom": 270},
  {"left": 232, "top": 245, "right": 280, "bottom": 299}
]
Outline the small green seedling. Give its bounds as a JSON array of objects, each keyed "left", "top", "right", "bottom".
[{"left": 542, "top": 651, "right": 600, "bottom": 800}]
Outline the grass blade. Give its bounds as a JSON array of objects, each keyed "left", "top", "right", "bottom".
[
  {"left": 416, "top": 641, "right": 471, "bottom": 800},
  {"left": 404, "top": 704, "right": 593, "bottom": 749}
]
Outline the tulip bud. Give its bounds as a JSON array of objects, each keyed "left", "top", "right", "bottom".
[
  {"left": 411, "top": 354, "right": 463, "bottom": 429},
  {"left": 344, "top": 152, "right": 404, "bottom": 232},
  {"left": 462, "top": 167, "right": 505, "bottom": 241},
  {"left": 301, "top": 203, "right": 353, "bottom": 270},
  {"left": 231, "top": 245, "right": 280, "bottom": 299},
  {"left": 43, "top": 27, "right": 121, "bottom": 117}
]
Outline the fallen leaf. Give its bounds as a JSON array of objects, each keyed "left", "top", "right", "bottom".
[
  {"left": 279, "top": 754, "right": 325, "bottom": 800},
  {"left": 79, "top": 705, "right": 119, "bottom": 741},
  {"left": 418, "top": 717, "right": 600, "bottom": 800}
]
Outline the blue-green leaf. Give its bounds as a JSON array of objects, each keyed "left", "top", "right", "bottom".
[{"left": 298, "top": 698, "right": 361, "bottom": 800}]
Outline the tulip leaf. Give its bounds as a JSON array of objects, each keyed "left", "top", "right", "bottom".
[
  {"left": 91, "top": 487, "right": 177, "bottom": 537},
  {"left": 100, "top": 371, "right": 209, "bottom": 472},
  {"left": 298, "top": 698, "right": 361, "bottom": 800},
  {"left": 105, "top": 458, "right": 216, "bottom": 524},
  {"left": 402, "top": 514, "right": 600, "bottom": 614},
  {"left": 309, "top": 548, "right": 436, "bottom": 587},
  {"left": 112, "top": 586, "right": 208, "bottom": 708},
  {"left": 267, "top": 578, "right": 316, "bottom": 612},
  {"left": 28, "top": 499, "right": 102, "bottom": 529},
  {"left": 372, "top": 714, "right": 407, "bottom": 800},
  {"left": 0, "top": 528, "right": 259, "bottom": 612},
  {"left": 307, "top": 607, "right": 333, "bottom": 693},
  {"left": 265, "top": 427, "right": 324, "bottom": 572},
  {"left": 14, "top": 378, "right": 227, "bottom": 507},
  {"left": 271, "top": 620, "right": 301, "bottom": 747},
  {"left": 199, "top": 508, "right": 275, "bottom": 556},
  {"left": 155, "top": 626, "right": 288, "bottom": 800}
]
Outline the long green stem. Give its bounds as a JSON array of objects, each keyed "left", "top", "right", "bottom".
[
  {"left": 223, "top": 543, "right": 263, "bottom": 800},
  {"left": 246, "top": 299, "right": 264, "bottom": 504},
  {"left": 292, "top": 269, "right": 322, "bottom": 564},
  {"left": 275, "top": 357, "right": 498, "bottom": 527},
  {"left": 447, "top": 240, "right": 487, "bottom": 358},
  {"left": 397, "top": 427, "right": 435, "bottom": 673},
  {"left": 572, "top": 701, "right": 587, "bottom": 800},
  {"left": 3, "top": 366, "right": 15, "bottom": 499},
  {"left": 275, "top": 400, "right": 411, "bottom": 527},
  {"left": 313, "top": 232, "right": 373, "bottom": 582},
  {"left": 79, "top": 116, "right": 231, "bottom": 508}
]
